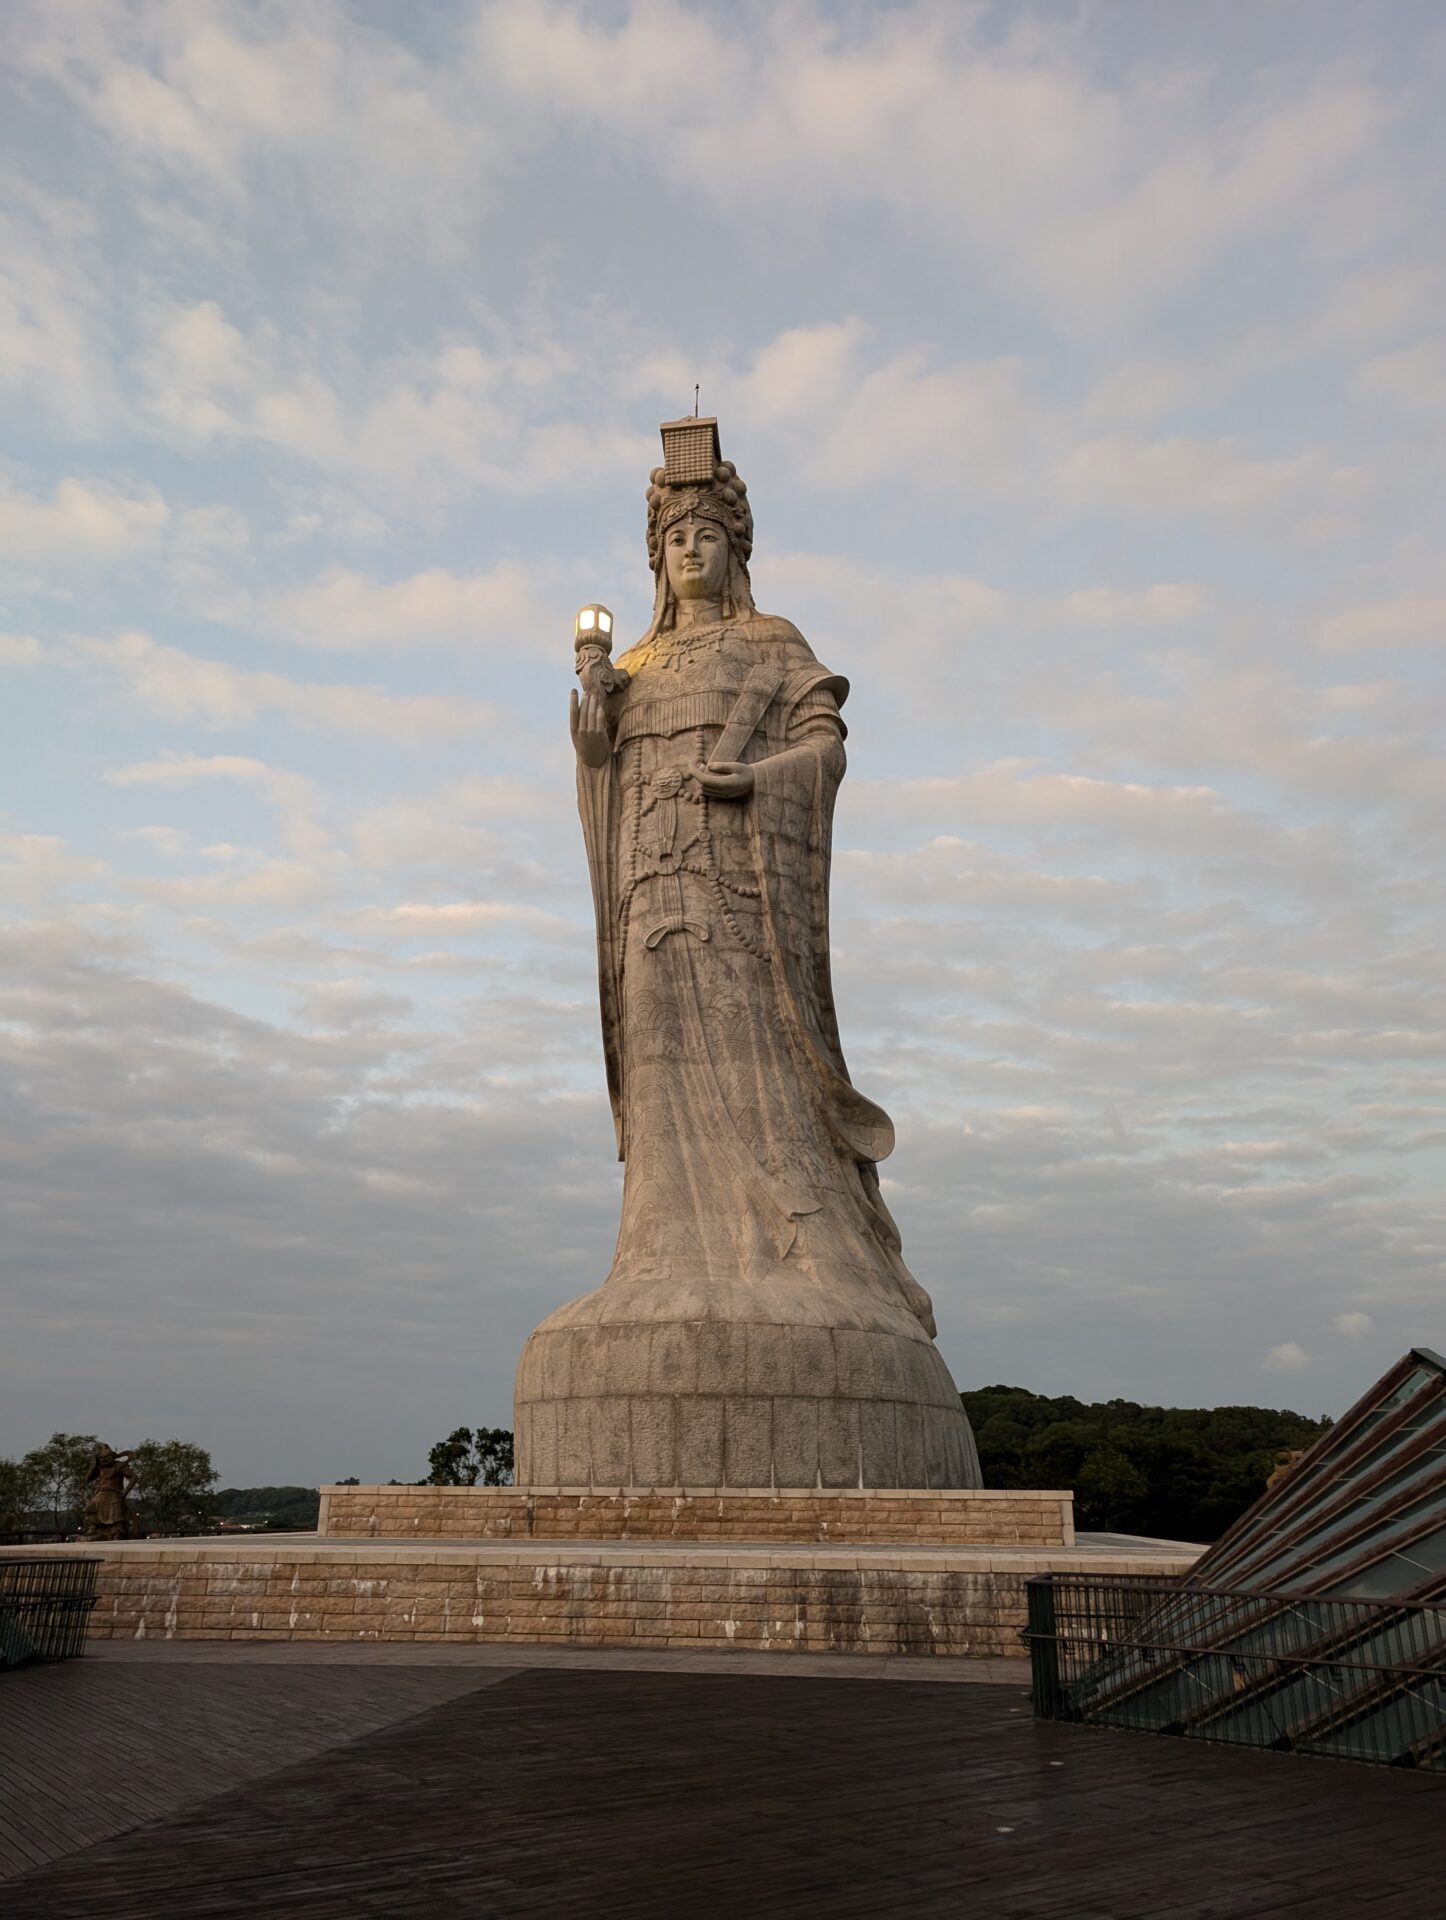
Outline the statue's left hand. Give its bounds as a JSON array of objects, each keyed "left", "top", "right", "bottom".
[
  {"left": 698, "top": 760, "right": 754, "bottom": 799},
  {"left": 570, "top": 688, "right": 612, "bottom": 769}
]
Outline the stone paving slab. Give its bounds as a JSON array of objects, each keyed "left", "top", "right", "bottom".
[{"left": 2, "top": 1664, "right": 1438, "bottom": 1917}]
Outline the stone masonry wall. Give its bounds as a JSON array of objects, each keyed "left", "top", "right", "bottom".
[
  {"left": 317, "top": 1485, "right": 1074, "bottom": 1548},
  {"left": 78, "top": 1546, "right": 1152, "bottom": 1658}
]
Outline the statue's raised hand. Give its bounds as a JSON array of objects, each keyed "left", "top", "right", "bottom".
[
  {"left": 570, "top": 688, "right": 611, "bottom": 768},
  {"left": 698, "top": 759, "right": 754, "bottom": 800}
]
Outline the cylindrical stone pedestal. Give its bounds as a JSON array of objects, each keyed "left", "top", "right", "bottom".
[{"left": 514, "top": 1275, "right": 981, "bottom": 1490}]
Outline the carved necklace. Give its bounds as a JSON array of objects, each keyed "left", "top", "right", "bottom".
[{"left": 653, "top": 621, "right": 735, "bottom": 672}]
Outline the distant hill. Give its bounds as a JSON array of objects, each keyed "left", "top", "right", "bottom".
[
  {"left": 962, "top": 1385, "right": 1330, "bottom": 1543},
  {"left": 213, "top": 1486, "right": 320, "bottom": 1531}
]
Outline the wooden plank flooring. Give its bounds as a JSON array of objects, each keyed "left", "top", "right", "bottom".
[
  {"left": 0, "top": 1661, "right": 506, "bottom": 1882},
  {"left": 2, "top": 1660, "right": 1440, "bottom": 1917}
]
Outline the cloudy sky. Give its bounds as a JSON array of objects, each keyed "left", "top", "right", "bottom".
[{"left": 2, "top": 1, "right": 1443, "bottom": 1487}]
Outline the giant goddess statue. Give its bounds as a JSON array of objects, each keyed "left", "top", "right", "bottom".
[{"left": 514, "top": 419, "right": 980, "bottom": 1489}]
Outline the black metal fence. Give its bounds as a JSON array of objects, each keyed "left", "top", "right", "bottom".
[
  {"left": 0, "top": 1558, "right": 100, "bottom": 1669},
  {"left": 1025, "top": 1573, "right": 1446, "bottom": 1772}
]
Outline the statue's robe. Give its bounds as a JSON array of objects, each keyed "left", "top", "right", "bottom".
[{"left": 576, "top": 612, "right": 937, "bottom": 1336}]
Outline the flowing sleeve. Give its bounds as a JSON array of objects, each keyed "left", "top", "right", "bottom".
[
  {"left": 577, "top": 758, "right": 625, "bottom": 1157},
  {"left": 748, "top": 679, "right": 895, "bottom": 1167}
]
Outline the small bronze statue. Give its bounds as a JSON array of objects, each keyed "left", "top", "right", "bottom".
[{"left": 81, "top": 1444, "right": 137, "bottom": 1541}]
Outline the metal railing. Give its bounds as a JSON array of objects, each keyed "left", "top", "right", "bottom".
[
  {"left": 1025, "top": 1573, "right": 1446, "bottom": 1772},
  {"left": 0, "top": 1558, "right": 100, "bottom": 1669}
]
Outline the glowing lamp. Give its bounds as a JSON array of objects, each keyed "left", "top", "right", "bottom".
[{"left": 575, "top": 604, "right": 614, "bottom": 643}]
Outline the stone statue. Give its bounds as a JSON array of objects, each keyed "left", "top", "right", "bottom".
[
  {"left": 81, "top": 1445, "right": 136, "bottom": 1540},
  {"left": 515, "top": 418, "right": 980, "bottom": 1490}
]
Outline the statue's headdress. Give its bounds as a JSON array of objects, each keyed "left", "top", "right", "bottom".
[
  {"left": 645, "top": 416, "right": 753, "bottom": 571},
  {"left": 642, "top": 416, "right": 754, "bottom": 636}
]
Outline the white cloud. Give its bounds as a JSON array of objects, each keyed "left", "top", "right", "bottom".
[
  {"left": 0, "top": 184, "right": 114, "bottom": 435},
  {"left": 122, "top": 824, "right": 190, "bottom": 858},
  {"left": 0, "top": 475, "right": 169, "bottom": 560},
  {"left": 349, "top": 900, "right": 577, "bottom": 942},
  {"left": 266, "top": 564, "right": 542, "bottom": 650},
  {"left": 1053, "top": 433, "right": 1365, "bottom": 532},
  {"left": 0, "top": 631, "right": 44, "bottom": 664},
  {"left": 109, "top": 752, "right": 331, "bottom": 860},
  {"left": 0, "top": 830, "right": 110, "bottom": 905},
  {"left": 1262, "top": 1342, "right": 1312, "bottom": 1373},
  {"left": 130, "top": 300, "right": 649, "bottom": 507},
  {"left": 1050, "top": 585, "right": 1203, "bottom": 627},
  {"left": 292, "top": 979, "right": 414, "bottom": 1033},
  {"left": 141, "top": 856, "right": 336, "bottom": 911},
  {"left": 1359, "top": 338, "right": 1446, "bottom": 411},
  {"left": 73, "top": 631, "right": 503, "bottom": 743},
  {"left": 479, "top": 4, "right": 1389, "bottom": 331},
  {"left": 1334, "top": 1311, "right": 1373, "bottom": 1339},
  {"left": 14, "top": 0, "right": 494, "bottom": 264},
  {"left": 349, "top": 776, "right": 564, "bottom": 879},
  {"left": 853, "top": 765, "right": 1246, "bottom": 852},
  {"left": 21, "top": 0, "right": 1394, "bottom": 347},
  {"left": 1318, "top": 597, "right": 1446, "bottom": 651},
  {"left": 134, "top": 299, "right": 348, "bottom": 460},
  {"left": 720, "top": 323, "right": 1365, "bottom": 531}
]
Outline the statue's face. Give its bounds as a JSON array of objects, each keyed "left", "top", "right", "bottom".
[{"left": 664, "top": 515, "right": 729, "bottom": 601}]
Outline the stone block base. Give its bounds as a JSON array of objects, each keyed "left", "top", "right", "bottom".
[
  {"left": 317, "top": 1484, "right": 1074, "bottom": 1548},
  {"left": 6, "top": 1537, "right": 1198, "bottom": 1659},
  {"left": 515, "top": 1316, "right": 980, "bottom": 1489}
]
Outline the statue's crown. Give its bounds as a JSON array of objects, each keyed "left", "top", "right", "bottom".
[{"left": 645, "top": 415, "right": 753, "bottom": 571}]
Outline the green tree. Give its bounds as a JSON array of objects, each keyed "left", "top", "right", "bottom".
[
  {"left": 21, "top": 1432, "right": 99, "bottom": 1537},
  {"left": 0, "top": 1455, "right": 43, "bottom": 1540},
  {"left": 131, "top": 1439, "right": 220, "bottom": 1535},
  {"left": 428, "top": 1427, "right": 480, "bottom": 1486},
  {"left": 427, "top": 1427, "right": 514, "bottom": 1487},
  {"left": 475, "top": 1428, "right": 514, "bottom": 1486},
  {"left": 1072, "top": 1444, "right": 1150, "bottom": 1530}
]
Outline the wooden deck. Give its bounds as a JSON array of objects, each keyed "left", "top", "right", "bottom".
[
  {"left": 0, "top": 1657, "right": 504, "bottom": 1882},
  {"left": 2, "top": 1644, "right": 1439, "bottom": 1916}
]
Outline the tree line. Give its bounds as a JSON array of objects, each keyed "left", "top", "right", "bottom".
[
  {"left": 960, "top": 1384, "right": 1330, "bottom": 1541},
  {"left": 3, "top": 1393, "right": 1330, "bottom": 1544}
]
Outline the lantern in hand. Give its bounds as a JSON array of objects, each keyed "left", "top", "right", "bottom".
[
  {"left": 574, "top": 603, "right": 628, "bottom": 695},
  {"left": 575, "top": 604, "right": 613, "bottom": 645}
]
